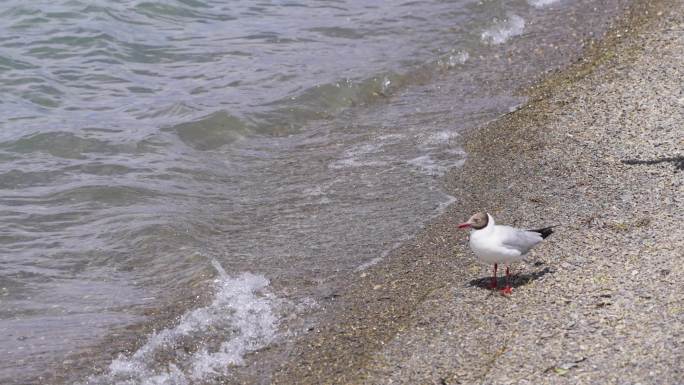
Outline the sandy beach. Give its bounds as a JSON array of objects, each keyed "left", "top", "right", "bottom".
[{"left": 270, "top": 0, "right": 684, "bottom": 383}]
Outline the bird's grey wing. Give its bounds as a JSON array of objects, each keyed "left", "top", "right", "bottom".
[{"left": 497, "top": 226, "right": 543, "bottom": 254}]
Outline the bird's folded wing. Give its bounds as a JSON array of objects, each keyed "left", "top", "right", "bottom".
[{"left": 498, "top": 226, "right": 543, "bottom": 254}]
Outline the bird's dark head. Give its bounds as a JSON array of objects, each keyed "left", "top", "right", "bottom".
[{"left": 458, "top": 212, "right": 489, "bottom": 230}]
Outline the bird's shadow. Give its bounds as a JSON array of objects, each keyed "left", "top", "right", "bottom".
[{"left": 468, "top": 266, "right": 552, "bottom": 290}]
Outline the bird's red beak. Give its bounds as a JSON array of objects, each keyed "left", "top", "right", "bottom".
[{"left": 458, "top": 222, "right": 471, "bottom": 229}]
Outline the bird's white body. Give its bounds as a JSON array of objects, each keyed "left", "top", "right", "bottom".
[{"left": 468, "top": 214, "right": 544, "bottom": 265}]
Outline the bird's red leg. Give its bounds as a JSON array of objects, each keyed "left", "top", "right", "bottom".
[
  {"left": 490, "top": 263, "right": 498, "bottom": 289},
  {"left": 501, "top": 266, "right": 512, "bottom": 295}
]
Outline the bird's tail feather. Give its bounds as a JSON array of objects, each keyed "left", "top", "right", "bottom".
[{"left": 529, "top": 224, "right": 560, "bottom": 239}]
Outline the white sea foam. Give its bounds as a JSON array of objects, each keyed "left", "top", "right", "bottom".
[
  {"left": 329, "top": 158, "right": 388, "bottom": 169},
  {"left": 528, "top": 0, "right": 561, "bottom": 8},
  {"left": 376, "top": 133, "right": 405, "bottom": 142},
  {"left": 438, "top": 50, "right": 469, "bottom": 69},
  {"left": 419, "top": 130, "right": 460, "bottom": 146},
  {"left": 407, "top": 155, "right": 442, "bottom": 176},
  {"left": 355, "top": 257, "right": 383, "bottom": 271},
  {"left": 329, "top": 142, "right": 388, "bottom": 169},
  {"left": 407, "top": 153, "right": 466, "bottom": 177},
  {"left": 347, "top": 142, "right": 383, "bottom": 156},
  {"left": 450, "top": 51, "right": 469, "bottom": 66},
  {"left": 409, "top": 130, "right": 466, "bottom": 177},
  {"left": 84, "top": 262, "right": 278, "bottom": 385},
  {"left": 481, "top": 14, "right": 526, "bottom": 45},
  {"left": 449, "top": 51, "right": 470, "bottom": 67}
]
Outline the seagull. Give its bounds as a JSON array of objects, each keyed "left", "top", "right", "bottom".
[{"left": 458, "top": 212, "right": 556, "bottom": 294}]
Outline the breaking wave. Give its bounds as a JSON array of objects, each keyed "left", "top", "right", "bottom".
[{"left": 84, "top": 261, "right": 279, "bottom": 385}]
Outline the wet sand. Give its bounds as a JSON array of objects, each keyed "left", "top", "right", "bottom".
[{"left": 270, "top": 0, "right": 683, "bottom": 383}]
